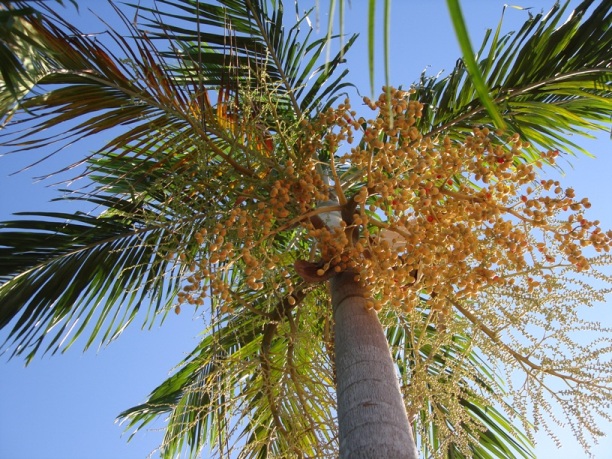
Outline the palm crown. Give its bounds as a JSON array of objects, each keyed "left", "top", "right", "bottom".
[{"left": 1, "top": 1, "right": 611, "bottom": 458}]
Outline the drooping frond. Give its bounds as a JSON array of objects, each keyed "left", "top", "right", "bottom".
[
  {"left": 0, "top": 194, "right": 190, "bottom": 362},
  {"left": 120, "top": 292, "right": 535, "bottom": 459},
  {"left": 119, "top": 285, "right": 339, "bottom": 459}
]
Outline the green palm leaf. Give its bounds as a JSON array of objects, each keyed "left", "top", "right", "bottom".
[
  {"left": 414, "top": 0, "right": 611, "bottom": 158},
  {"left": 119, "top": 284, "right": 337, "bottom": 458},
  {"left": 445, "top": 0, "right": 506, "bottom": 129},
  {"left": 132, "top": 0, "right": 356, "bottom": 117},
  {"left": 0, "top": 195, "right": 189, "bottom": 363},
  {"left": 120, "top": 294, "right": 535, "bottom": 458}
]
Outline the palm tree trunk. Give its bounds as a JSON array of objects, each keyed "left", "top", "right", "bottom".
[{"left": 330, "top": 270, "right": 418, "bottom": 459}]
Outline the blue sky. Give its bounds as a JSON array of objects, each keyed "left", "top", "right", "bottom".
[{"left": 1, "top": 1, "right": 611, "bottom": 458}]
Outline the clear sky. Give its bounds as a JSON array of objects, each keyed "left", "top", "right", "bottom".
[{"left": 1, "top": 1, "right": 611, "bottom": 458}]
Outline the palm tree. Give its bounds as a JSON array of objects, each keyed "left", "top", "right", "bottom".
[{"left": 1, "top": 1, "right": 611, "bottom": 458}]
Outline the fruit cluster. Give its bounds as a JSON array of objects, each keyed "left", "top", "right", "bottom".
[{"left": 173, "top": 88, "right": 612, "bottom": 318}]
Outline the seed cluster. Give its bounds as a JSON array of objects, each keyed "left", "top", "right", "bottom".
[
  {"left": 172, "top": 88, "right": 611, "bottom": 321},
  {"left": 171, "top": 159, "right": 330, "bottom": 312}
]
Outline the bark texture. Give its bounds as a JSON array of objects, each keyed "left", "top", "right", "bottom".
[{"left": 330, "top": 271, "right": 418, "bottom": 459}]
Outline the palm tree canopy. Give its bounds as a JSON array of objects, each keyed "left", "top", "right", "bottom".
[{"left": 1, "top": 0, "right": 611, "bottom": 458}]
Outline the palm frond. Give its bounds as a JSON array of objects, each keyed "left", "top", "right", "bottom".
[
  {"left": 445, "top": 0, "right": 506, "bottom": 129},
  {"left": 0, "top": 194, "right": 190, "bottom": 362},
  {"left": 133, "top": 0, "right": 356, "bottom": 117},
  {"left": 414, "top": 0, "right": 612, "bottom": 158},
  {"left": 119, "top": 285, "right": 338, "bottom": 459},
  {"left": 120, "top": 294, "right": 535, "bottom": 459},
  {"left": 1, "top": 0, "right": 352, "bottom": 177}
]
